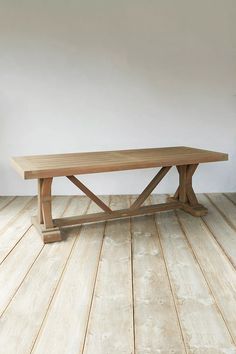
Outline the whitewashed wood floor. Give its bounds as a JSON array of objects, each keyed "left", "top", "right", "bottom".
[{"left": 0, "top": 194, "right": 236, "bottom": 354}]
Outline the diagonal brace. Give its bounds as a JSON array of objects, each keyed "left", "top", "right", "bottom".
[
  {"left": 130, "top": 166, "right": 172, "bottom": 210},
  {"left": 67, "top": 175, "right": 112, "bottom": 214}
]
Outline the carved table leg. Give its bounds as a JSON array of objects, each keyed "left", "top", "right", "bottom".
[
  {"left": 169, "top": 164, "right": 208, "bottom": 216},
  {"left": 37, "top": 178, "right": 43, "bottom": 224},
  {"left": 32, "top": 177, "right": 62, "bottom": 243}
]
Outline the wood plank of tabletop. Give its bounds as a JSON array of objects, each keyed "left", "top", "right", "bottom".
[
  {"left": 11, "top": 146, "right": 228, "bottom": 179},
  {"left": 152, "top": 194, "right": 236, "bottom": 352}
]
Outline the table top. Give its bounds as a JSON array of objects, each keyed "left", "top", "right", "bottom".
[{"left": 11, "top": 146, "right": 228, "bottom": 180}]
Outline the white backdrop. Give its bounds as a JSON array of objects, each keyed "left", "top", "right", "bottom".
[{"left": 0, "top": 0, "right": 236, "bottom": 195}]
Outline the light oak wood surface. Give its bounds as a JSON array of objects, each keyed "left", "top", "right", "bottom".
[{"left": 12, "top": 146, "right": 227, "bottom": 179}]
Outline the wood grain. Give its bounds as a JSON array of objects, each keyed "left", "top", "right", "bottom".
[
  {"left": 0, "top": 197, "right": 90, "bottom": 354},
  {"left": 225, "top": 193, "right": 236, "bottom": 205},
  {"left": 130, "top": 196, "right": 186, "bottom": 353},
  {"left": 53, "top": 201, "right": 183, "bottom": 227},
  {"left": 83, "top": 196, "right": 134, "bottom": 354},
  {"left": 11, "top": 146, "right": 228, "bottom": 179},
  {"left": 206, "top": 193, "right": 236, "bottom": 229},
  {"left": 152, "top": 194, "right": 236, "bottom": 353},
  {"left": 0, "top": 194, "right": 236, "bottom": 353},
  {"left": 0, "top": 197, "right": 16, "bottom": 211},
  {"left": 0, "top": 197, "right": 37, "bottom": 264},
  {"left": 177, "top": 204, "right": 236, "bottom": 345},
  {"left": 31, "top": 197, "right": 109, "bottom": 354},
  {"left": 198, "top": 194, "right": 236, "bottom": 268},
  {"left": 0, "top": 197, "right": 34, "bottom": 232},
  {"left": 0, "top": 197, "right": 70, "bottom": 317}
]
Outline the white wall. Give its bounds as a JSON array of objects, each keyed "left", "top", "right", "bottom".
[{"left": 0, "top": 0, "right": 236, "bottom": 196}]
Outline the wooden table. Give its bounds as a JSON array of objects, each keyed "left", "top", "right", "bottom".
[{"left": 11, "top": 146, "right": 228, "bottom": 243}]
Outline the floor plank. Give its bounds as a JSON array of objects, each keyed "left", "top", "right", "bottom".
[
  {"left": 0, "top": 197, "right": 37, "bottom": 264},
  {"left": 130, "top": 196, "right": 186, "bottom": 354},
  {"left": 197, "top": 194, "right": 236, "bottom": 268},
  {"left": 0, "top": 196, "right": 16, "bottom": 211},
  {"left": 83, "top": 195, "right": 134, "bottom": 354},
  {"left": 224, "top": 193, "right": 236, "bottom": 205},
  {"left": 0, "top": 197, "right": 34, "bottom": 232},
  {"left": 31, "top": 197, "right": 109, "bottom": 354},
  {"left": 176, "top": 202, "right": 236, "bottom": 347},
  {"left": 206, "top": 193, "right": 236, "bottom": 229},
  {"left": 152, "top": 195, "right": 236, "bottom": 354},
  {"left": 0, "top": 196, "right": 70, "bottom": 316},
  {"left": 0, "top": 196, "right": 90, "bottom": 354}
]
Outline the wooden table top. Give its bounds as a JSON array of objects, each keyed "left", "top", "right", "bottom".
[{"left": 11, "top": 146, "right": 228, "bottom": 179}]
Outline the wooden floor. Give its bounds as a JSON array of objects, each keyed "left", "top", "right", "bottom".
[{"left": 0, "top": 194, "right": 236, "bottom": 354}]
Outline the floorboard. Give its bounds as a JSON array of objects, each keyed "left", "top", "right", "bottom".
[
  {"left": 0, "top": 197, "right": 34, "bottom": 232},
  {"left": 0, "top": 197, "right": 37, "bottom": 265},
  {"left": 152, "top": 195, "right": 236, "bottom": 354},
  {"left": 131, "top": 195, "right": 186, "bottom": 353},
  {"left": 0, "top": 197, "right": 89, "bottom": 354},
  {"left": 176, "top": 201, "right": 236, "bottom": 346},
  {"left": 0, "top": 194, "right": 236, "bottom": 354},
  {"left": 31, "top": 197, "right": 109, "bottom": 354},
  {"left": 0, "top": 197, "right": 16, "bottom": 211},
  {"left": 83, "top": 195, "right": 134, "bottom": 354},
  {"left": 198, "top": 194, "right": 236, "bottom": 268}
]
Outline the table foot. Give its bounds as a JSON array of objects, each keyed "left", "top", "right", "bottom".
[
  {"left": 181, "top": 203, "right": 208, "bottom": 216},
  {"left": 31, "top": 216, "right": 62, "bottom": 243},
  {"left": 167, "top": 196, "right": 208, "bottom": 217}
]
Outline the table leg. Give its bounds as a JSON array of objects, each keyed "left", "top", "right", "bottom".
[
  {"left": 169, "top": 164, "right": 208, "bottom": 216},
  {"left": 37, "top": 178, "right": 43, "bottom": 224},
  {"left": 32, "top": 177, "right": 62, "bottom": 243}
]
